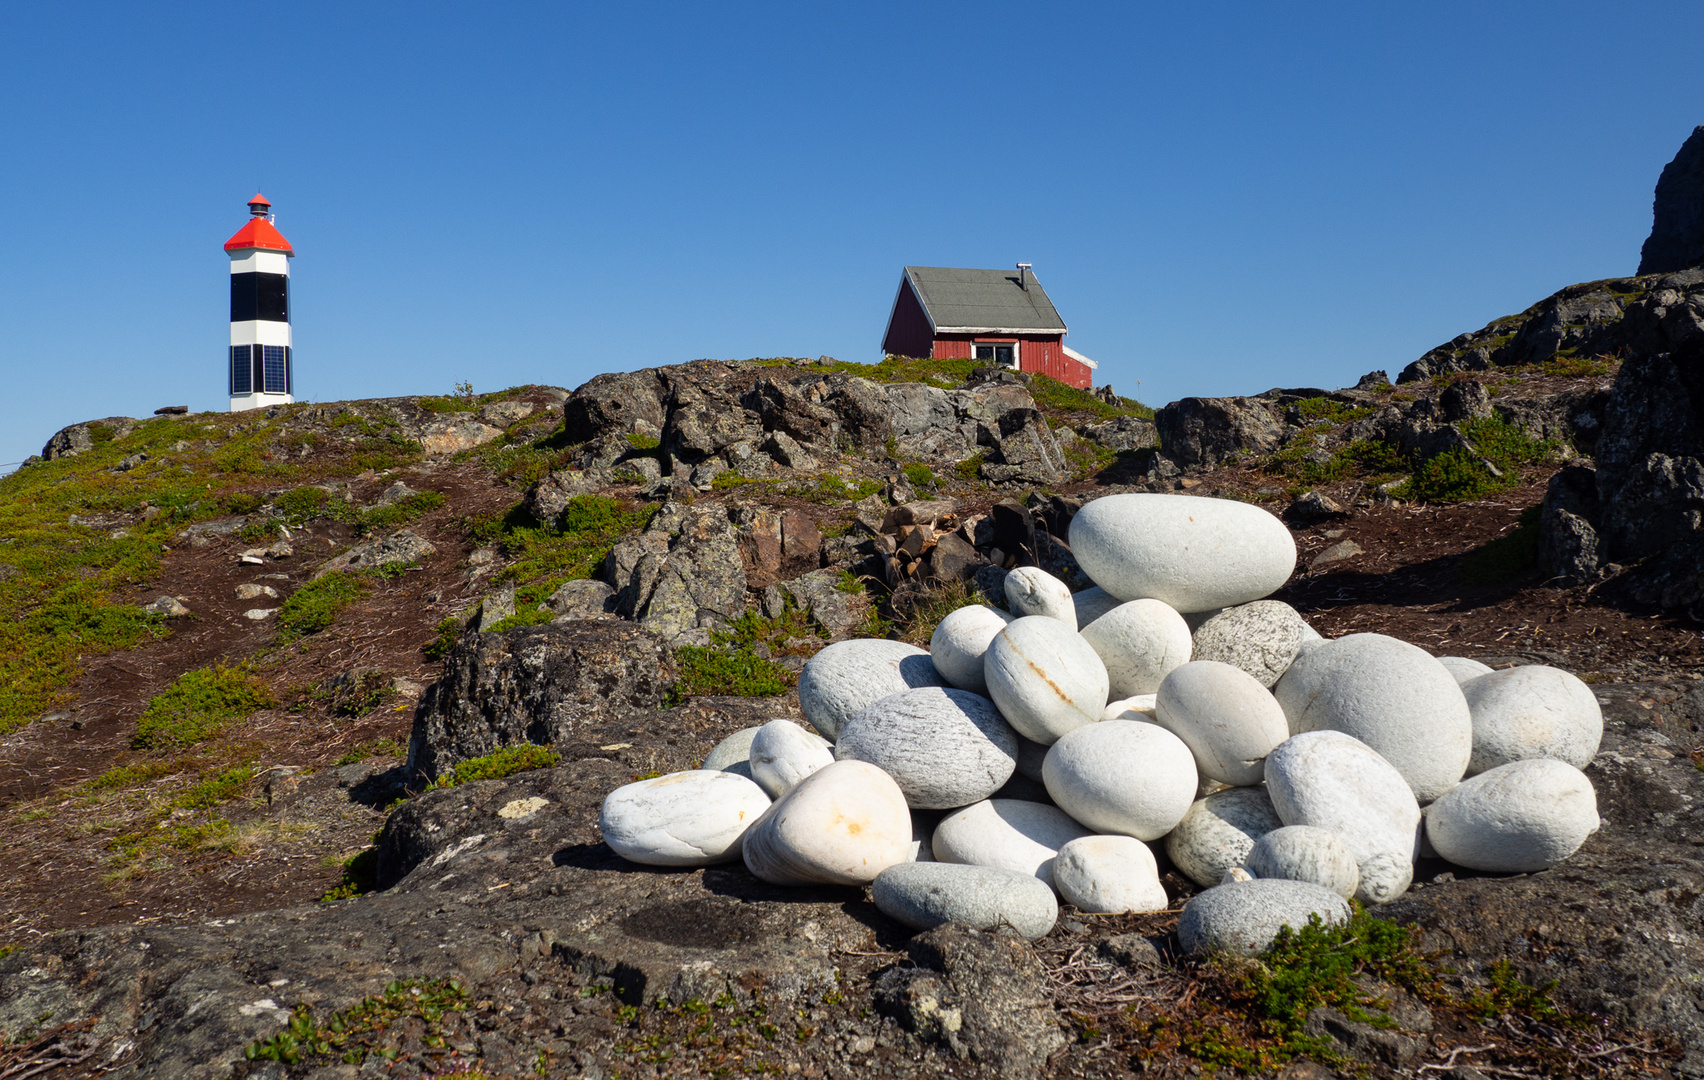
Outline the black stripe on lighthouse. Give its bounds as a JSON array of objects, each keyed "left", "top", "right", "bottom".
[{"left": 230, "top": 272, "right": 290, "bottom": 323}]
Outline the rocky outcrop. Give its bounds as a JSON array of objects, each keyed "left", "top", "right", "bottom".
[
  {"left": 604, "top": 501, "right": 748, "bottom": 644},
  {"left": 312, "top": 529, "right": 438, "bottom": 579},
  {"left": 405, "top": 620, "right": 676, "bottom": 782},
  {"left": 1154, "top": 396, "right": 1284, "bottom": 468},
  {"left": 39, "top": 416, "right": 138, "bottom": 459},
  {"left": 1639, "top": 126, "right": 1704, "bottom": 275},
  {"left": 1538, "top": 464, "right": 1602, "bottom": 584}
]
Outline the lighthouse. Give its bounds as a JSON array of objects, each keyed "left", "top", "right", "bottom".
[{"left": 224, "top": 194, "right": 295, "bottom": 411}]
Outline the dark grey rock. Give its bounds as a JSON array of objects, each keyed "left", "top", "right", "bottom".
[
  {"left": 1097, "top": 933, "right": 1163, "bottom": 970},
  {"left": 604, "top": 502, "right": 747, "bottom": 644},
  {"left": 1177, "top": 879, "right": 1352, "bottom": 957},
  {"left": 873, "top": 924, "right": 1066, "bottom": 1080},
  {"left": 1285, "top": 490, "right": 1346, "bottom": 524},
  {"left": 1539, "top": 464, "right": 1602, "bottom": 584},
  {"left": 40, "top": 416, "right": 137, "bottom": 459},
  {"left": 142, "top": 595, "right": 190, "bottom": 618},
  {"left": 312, "top": 529, "right": 437, "bottom": 580},
  {"left": 561, "top": 369, "right": 667, "bottom": 444},
  {"left": 471, "top": 583, "right": 516, "bottom": 632},
  {"left": 1154, "top": 396, "right": 1284, "bottom": 469},
  {"left": 1302, "top": 1006, "right": 1427, "bottom": 1068},
  {"left": 1639, "top": 126, "right": 1704, "bottom": 275},
  {"left": 871, "top": 862, "right": 1055, "bottom": 938},
  {"left": 545, "top": 579, "right": 617, "bottom": 620}
]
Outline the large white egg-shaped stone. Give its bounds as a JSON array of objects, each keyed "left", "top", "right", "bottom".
[
  {"left": 748, "top": 719, "right": 836, "bottom": 798},
  {"left": 1080, "top": 599, "right": 1193, "bottom": 699},
  {"left": 1154, "top": 660, "right": 1290, "bottom": 786},
  {"left": 1461, "top": 665, "right": 1603, "bottom": 775},
  {"left": 984, "top": 616, "right": 1109, "bottom": 744},
  {"left": 929, "top": 798, "right": 1091, "bottom": 890},
  {"left": 1068, "top": 493, "right": 1298, "bottom": 611},
  {"left": 1053, "top": 835, "right": 1169, "bottom": 914},
  {"left": 929, "top": 605, "right": 1014, "bottom": 696},
  {"left": 1273, "top": 633, "right": 1472, "bottom": 803},
  {"left": 798, "top": 639, "right": 947, "bottom": 741},
  {"left": 1191, "top": 601, "right": 1309, "bottom": 688},
  {"left": 1005, "top": 566, "right": 1076, "bottom": 623},
  {"left": 1164, "top": 786, "right": 1283, "bottom": 888},
  {"left": 1041, "top": 720, "right": 1197, "bottom": 841},
  {"left": 1425, "top": 758, "right": 1600, "bottom": 872},
  {"left": 600, "top": 770, "right": 772, "bottom": 867},
  {"left": 1244, "top": 825, "right": 1360, "bottom": 899},
  {"left": 835, "top": 687, "right": 1018, "bottom": 809},
  {"left": 1264, "top": 730, "right": 1422, "bottom": 905},
  {"left": 1437, "top": 656, "right": 1493, "bottom": 685},
  {"left": 741, "top": 760, "right": 911, "bottom": 886}
]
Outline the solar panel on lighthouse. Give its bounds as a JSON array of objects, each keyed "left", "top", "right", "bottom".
[{"left": 225, "top": 194, "right": 295, "bottom": 412}]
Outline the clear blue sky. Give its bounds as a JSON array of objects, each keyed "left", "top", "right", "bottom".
[{"left": 2, "top": 2, "right": 1701, "bottom": 472}]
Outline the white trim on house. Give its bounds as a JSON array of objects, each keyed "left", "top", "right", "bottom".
[{"left": 1062, "top": 344, "right": 1099, "bottom": 370}]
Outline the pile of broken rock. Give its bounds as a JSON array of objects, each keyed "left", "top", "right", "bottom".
[{"left": 600, "top": 492, "right": 1606, "bottom": 958}]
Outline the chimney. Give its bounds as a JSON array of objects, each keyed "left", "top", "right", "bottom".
[{"left": 1016, "top": 262, "right": 1032, "bottom": 290}]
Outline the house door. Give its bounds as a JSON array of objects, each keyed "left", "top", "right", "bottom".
[{"left": 974, "top": 343, "right": 1017, "bottom": 368}]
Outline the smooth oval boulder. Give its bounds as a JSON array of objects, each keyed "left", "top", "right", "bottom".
[
  {"left": 872, "top": 862, "right": 1058, "bottom": 940},
  {"left": 1042, "top": 720, "right": 1197, "bottom": 841},
  {"left": 1274, "top": 633, "right": 1472, "bottom": 803},
  {"left": 1068, "top": 493, "right": 1298, "bottom": 611},
  {"left": 930, "top": 798, "right": 1091, "bottom": 889},
  {"left": 1244, "top": 825, "right": 1360, "bottom": 899},
  {"left": 1437, "top": 656, "right": 1493, "bottom": 685},
  {"left": 749, "top": 719, "right": 836, "bottom": 798},
  {"left": 1461, "top": 665, "right": 1603, "bottom": 774},
  {"left": 1425, "top": 759, "right": 1600, "bottom": 872},
  {"left": 1154, "top": 660, "right": 1290, "bottom": 786},
  {"left": 798, "top": 639, "right": 947, "bottom": 740},
  {"left": 1104, "top": 693, "right": 1158, "bottom": 720},
  {"left": 1264, "top": 730, "right": 1422, "bottom": 904},
  {"left": 1080, "top": 599, "right": 1193, "bottom": 699},
  {"left": 1165, "top": 786, "right": 1283, "bottom": 888},
  {"left": 742, "top": 760, "right": 911, "bottom": 885},
  {"left": 1191, "top": 601, "right": 1309, "bottom": 688},
  {"left": 835, "top": 687, "right": 1018, "bottom": 809},
  {"left": 1072, "top": 585, "right": 1122, "bottom": 630},
  {"left": 702, "top": 726, "right": 762, "bottom": 779},
  {"left": 1005, "top": 566, "right": 1076, "bottom": 623},
  {"left": 1053, "top": 835, "right": 1169, "bottom": 914},
  {"left": 984, "top": 616, "right": 1109, "bottom": 744},
  {"left": 1178, "top": 879, "right": 1352, "bottom": 957},
  {"left": 600, "top": 770, "right": 772, "bottom": 867},
  {"left": 929, "top": 605, "right": 1015, "bottom": 696}
]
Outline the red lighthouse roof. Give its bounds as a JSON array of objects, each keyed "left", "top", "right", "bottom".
[{"left": 225, "top": 193, "right": 294, "bottom": 254}]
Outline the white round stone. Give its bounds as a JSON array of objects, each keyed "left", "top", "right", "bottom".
[
  {"left": 798, "top": 639, "right": 947, "bottom": 740},
  {"left": 1080, "top": 599, "right": 1193, "bottom": 699},
  {"left": 1425, "top": 759, "right": 1600, "bottom": 872},
  {"left": 872, "top": 862, "right": 1058, "bottom": 940},
  {"left": 835, "top": 687, "right": 1018, "bottom": 809},
  {"left": 741, "top": 760, "right": 911, "bottom": 886},
  {"left": 1005, "top": 566, "right": 1076, "bottom": 623},
  {"left": 928, "top": 605, "right": 1014, "bottom": 696},
  {"left": 1178, "top": 879, "right": 1352, "bottom": 957},
  {"left": 984, "top": 616, "right": 1109, "bottom": 745},
  {"left": 1068, "top": 493, "right": 1298, "bottom": 611},
  {"left": 1164, "top": 787, "right": 1283, "bottom": 888},
  {"left": 1437, "top": 656, "right": 1493, "bottom": 685},
  {"left": 749, "top": 719, "right": 836, "bottom": 798},
  {"left": 1104, "top": 694, "right": 1157, "bottom": 720},
  {"left": 1154, "top": 660, "right": 1290, "bottom": 786},
  {"left": 1264, "top": 730, "right": 1422, "bottom": 905},
  {"left": 1244, "top": 825, "right": 1360, "bottom": 899},
  {"left": 1273, "top": 633, "right": 1472, "bottom": 803},
  {"left": 1041, "top": 720, "right": 1197, "bottom": 841},
  {"left": 600, "top": 770, "right": 772, "bottom": 867},
  {"left": 1072, "top": 586, "right": 1122, "bottom": 630},
  {"left": 1191, "top": 601, "right": 1309, "bottom": 688},
  {"left": 930, "top": 798, "right": 1091, "bottom": 890},
  {"left": 1461, "top": 665, "right": 1603, "bottom": 775},
  {"left": 1052, "top": 835, "right": 1169, "bottom": 914},
  {"left": 703, "top": 726, "right": 762, "bottom": 780}
]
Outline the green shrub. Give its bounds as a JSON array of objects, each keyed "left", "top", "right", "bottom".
[
  {"left": 1399, "top": 448, "right": 1505, "bottom": 503},
  {"left": 134, "top": 664, "right": 276, "bottom": 749},
  {"left": 244, "top": 978, "right": 469, "bottom": 1066},
  {"left": 625, "top": 431, "right": 661, "bottom": 452},
  {"left": 901, "top": 462, "right": 937, "bottom": 489},
  {"left": 1294, "top": 396, "right": 1373, "bottom": 426},
  {"left": 360, "top": 490, "right": 445, "bottom": 530},
  {"left": 669, "top": 647, "right": 794, "bottom": 702},
  {"left": 423, "top": 616, "right": 464, "bottom": 661},
  {"left": 1460, "top": 506, "right": 1542, "bottom": 585},
  {"left": 1460, "top": 413, "right": 1555, "bottom": 470},
  {"left": 222, "top": 491, "right": 264, "bottom": 515},
  {"left": 792, "top": 474, "right": 881, "bottom": 504},
  {"left": 430, "top": 744, "right": 561, "bottom": 789},
  {"left": 954, "top": 453, "right": 987, "bottom": 482},
  {"left": 277, "top": 572, "right": 366, "bottom": 642},
  {"left": 1028, "top": 375, "right": 1156, "bottom": 422},
  {"left": 276, "top": 485, "right": 336, "bottom": 524}
]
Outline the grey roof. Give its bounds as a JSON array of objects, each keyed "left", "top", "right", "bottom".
[{"left": 904, "top": 266, "right": 1067, "bottom": 334}]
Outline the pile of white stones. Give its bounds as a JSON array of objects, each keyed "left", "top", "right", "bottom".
[{"left": 599, "top": 493, "right": 1604, "bottom": 955}]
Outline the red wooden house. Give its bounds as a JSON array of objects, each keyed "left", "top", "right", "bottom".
[{"left": 880, "top": 264, "right": 1097, "bottom": 389}]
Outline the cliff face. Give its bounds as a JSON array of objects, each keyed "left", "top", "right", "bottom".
[{"left": 1639, "top": 125, "right": 1704, "bottom": 275}]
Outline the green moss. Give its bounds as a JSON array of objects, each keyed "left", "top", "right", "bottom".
[
  {"left": 901, "top": 462, "right": 937, "bottom": 489},
  {"left": 1063, "top": 437, "right": 1117, "bottom": 480},
  {"left": 954, "top": 453, "right": 987, "bottom": 482},
  {"left": 423, "top": 615, "right": 464, "bottom": 661},
  {"left": 484, "top": 606, "right": 556, "bottom": 633},
  {"left": 277, "top": 572, "right": 367, "bottom": 643},
  {"left": 488, "top": 495, "right": 655, "bottom": 617},
  {"left": 625, "top": 431, "right": 661, "bottom": 452},
  {"left": 1028, "top": 374, "right": 1155, "bottom": 422},
  {"left": 669, "top": 647, "right": 794, "bottom": 703},
  {"left": 429, "top": 744, "right": 561, "bottom": 789},
  {"left": 1460, "top": 506, "right": 1543, "bottom": 585},
  {"left": 790, "top": 474, "right": 881, "bottom": 504},
  {"left": 1294, "top": 396, "right": 1373, "bottom": 426},
  {"left": 243, "top": 978, "right": 469, "bottom": 1067},
  {"left": 360, "top": 490, "right": 445, "bottom": 530},
  {"left": 134, "top": 664, "right": 276, "bottom": 749}
]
